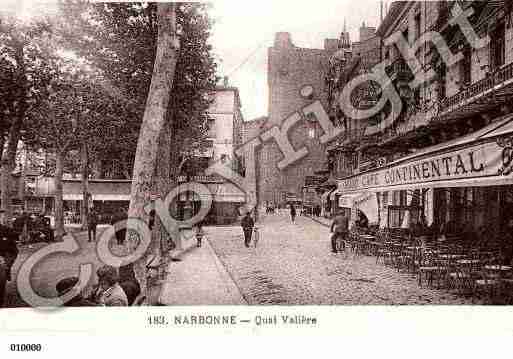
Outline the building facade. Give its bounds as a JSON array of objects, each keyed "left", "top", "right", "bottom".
[
  {"left": 178, "top": 82, "right": 247, "bottom": 224},
  {"left": 322, "top": 1, "right": 513, "bottom": 242},
  {"left": 257, "top": 32, "right": 338, "bottom": 206}
]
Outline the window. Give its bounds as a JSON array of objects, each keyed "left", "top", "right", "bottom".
[
  {"left": 438, "top": 62, "right": 447, "bottom": 100},
  {"left": 460, "top": 46, "right": 471, "bottom": 86},
  {"left": 490, "top": 22, "right": 505, "bottom": 70},
  {"left": 414, "top": 13, "right": 421, "bottom": 41}
]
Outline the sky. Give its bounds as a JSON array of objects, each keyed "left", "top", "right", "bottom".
[
  {"left": 210, "top": 0, "right": 383, "bottom": 121},
  {"left": 0, "top": 0, "right": 384, "bottom": 121}
]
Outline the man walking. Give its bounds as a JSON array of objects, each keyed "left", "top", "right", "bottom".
[
  {"left": 330, "top": 210, "right": 349, "bottom": 253},
  {"left": 111, "top": 208, "right": 128, "bottom": 245},
  {"left": 87, "top": 207, "right": 99, "bottom": 242},
  {"left": 241, "top": 211, "right": 254, "bottom": 248},
  {"left": 290, "top": 204, "right": 296, "bottom": 224}
]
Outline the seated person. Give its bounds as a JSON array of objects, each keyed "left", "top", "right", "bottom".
[
  {"left": 56, "top": 277, "right": 96, "bottom": 307},
  {"left": 93, "top": 265, "right": 129, "bottom": 306},
  {"left": 119, "top": 264, "right": 141, "bottom": 306}
]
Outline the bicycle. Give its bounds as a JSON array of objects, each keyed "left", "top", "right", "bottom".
[
  {"left": 331, "top": 232, "right": 347, "bottom": 254},
  {"left": 253, "top": 226, "right": 259, "bottom": 248}
]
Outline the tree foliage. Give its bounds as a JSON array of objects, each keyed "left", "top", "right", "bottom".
[{"left": 58, "top": 2, "right": 218, "bottom": 178}]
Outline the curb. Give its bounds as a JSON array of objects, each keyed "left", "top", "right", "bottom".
[
  {"left": 205, "top": 238, "right": 248, "bottom": 305},
  {"left": 157, "top": 235, "right": 247, "bottom": 305},
  {"left": 306, "top": 215, "right": 330, "bottom": 227}
]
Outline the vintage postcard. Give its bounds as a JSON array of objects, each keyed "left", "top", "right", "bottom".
[{"left": 1, "top": 0, "right": 513, "bottom": 355}]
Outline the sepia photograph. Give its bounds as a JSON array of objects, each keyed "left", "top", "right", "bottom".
[{"left": 1, "top": 0, "right": 513, "bottom": 329}]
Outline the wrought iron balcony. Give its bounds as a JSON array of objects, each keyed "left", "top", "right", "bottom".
[
  {"left": 386, "top": 58, "right": 413, "bottom": 83},
  {"left": 439, "top": 61, "right": 513, "bottom": 114}
]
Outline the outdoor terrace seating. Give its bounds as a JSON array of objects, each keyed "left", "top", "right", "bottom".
[{"left": 349, "top": 228, "right": 513, "bottom": 304}]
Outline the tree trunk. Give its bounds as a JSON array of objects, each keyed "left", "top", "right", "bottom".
[
  {"left": 1, "top": 119, "right": 22, "bottom": 226},
  {"left": 80, "top": 142, "right": 89, "bottom": 229},
  {"left": 54, "top": 151, "right": 65, "bottom": 240},
  {"left": 0, "top": 136, "right": 5, "bottom": 161},
  {"left": 126, "top": 2, "right": 179, "bottom": 301},
  {"left": 153, "top": 118, "right": 173, "bottom": 256},
  {"left": 1, "top": 37, "right": 27, "bottom": 225}
]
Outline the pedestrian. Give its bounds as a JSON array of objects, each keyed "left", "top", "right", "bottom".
[
  {"left": 93, "top": 265, "right": 129, "bottom": 306},
  {"left": 241, "top": 211, "right": 254, "bottom": 248},
  {"left": 111, "top": 208, "right": 128, "bottom": 245},
  {"left": 195, "top": 222, "right": 205, "bottom": 248},
  {"left": 290, "top": 204, "right": 296, "bottom": 223},
  {"left": 330, "top": 210, "right": 349, "bottom": 253},
  {"left": 87, "top": 207, "right": 99, "bottom": 242},
  {"left": 149, "top": 209, "right": 156, "bottom": 231},
  {"left": 0, "top": 214, "right": 19, "bottom": 308},
  {"left": 56, "top": 277, "right": 96, "bottom": 307}
]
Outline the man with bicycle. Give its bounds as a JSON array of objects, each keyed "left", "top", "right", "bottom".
[{"left": 330, "top": 210, "right": 349, "bottom": 254}]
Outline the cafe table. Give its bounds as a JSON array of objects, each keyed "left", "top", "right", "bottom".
[{"left": 358, "top": 234, "right": 376, "bottom": 255}]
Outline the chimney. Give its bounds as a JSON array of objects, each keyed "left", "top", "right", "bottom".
[
  {"left": 274, "top": 32, "right": 293, "bottom": 48},
  {"left": 223, "top": 76, "right": 229, "bottom": 87}
]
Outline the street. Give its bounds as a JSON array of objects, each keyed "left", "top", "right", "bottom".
[
  {"left": 208, "top": 213, "right": 473, "bottom": 305},
  {"left": 4, "top": 214, "right": 476, "bottom": 307}
]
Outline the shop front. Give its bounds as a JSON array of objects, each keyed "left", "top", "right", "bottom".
[
  {"left": 320, "top": 189, "right": 335, "bottom": 217},
  {"left": 337, "top": 115, "right": 513, "bottom": 239},
  {"left": 178, "top": 182, "right": 245, "bottom": 225},
  {"left": 339, "top": 192, "right": 379, "bottom": 228}
]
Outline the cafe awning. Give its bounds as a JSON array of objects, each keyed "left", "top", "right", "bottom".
[
  {"left": 339, "top": 192, "right": 379, "bottom": 225},
  {"left": 339, "top": 193, "right": 361, "bottom": 208},
  {"left": 337, "top": 114, "right": 513, "bottom": 194},
  {"left": 178, "top": 182, "right": 246, "bottom": 203},
  {"left": 354, "top": 193, "right": 379, "bottom": 225}
]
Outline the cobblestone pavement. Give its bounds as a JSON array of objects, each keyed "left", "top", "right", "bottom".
[{"left": 208, "top": 213, "right": 474, "bottom": 305}]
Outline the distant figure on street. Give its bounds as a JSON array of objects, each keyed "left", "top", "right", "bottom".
[
  {"left": 87, "top": 207, "right": 99, "bottom": 242},
  {"left": 330, "top": 210, "right": 349, "bottom": 253},
  {"left": 195, "top": 222, "right": 205, "bottom": 248},
  {"left": 290, "top": 204, "right": 296, "bottom": 223},
  {"left": 93, "top": 265, "right": 128, "bottom": 306},
  {"left": 56, "top": 277, "right": 96, "bottom": 307},
  {"left": 241, "top": 212, "right": 254, "bottom": 248},
  {"left": 111, "top": 208, "right": 128, "bottom": 245}
]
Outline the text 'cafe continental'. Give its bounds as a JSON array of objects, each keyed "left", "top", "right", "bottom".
[{"left": 336, "top": 115, "right": 513, "bottom": 231}]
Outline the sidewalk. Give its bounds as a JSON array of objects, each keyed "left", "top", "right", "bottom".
[
  {"left": 305, "top": 215, "right": 331, "bottom": 227},
  {"left": 159, "top": 228, "right": 247, "bottom": 305}
]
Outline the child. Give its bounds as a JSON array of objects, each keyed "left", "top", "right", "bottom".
[{"left": 195, "top": 223, "right": 205, "bottom": 248}]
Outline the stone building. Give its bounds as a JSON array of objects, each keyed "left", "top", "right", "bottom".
[{"left": 258, "top": 32, "right": 339, "bottom": 206}]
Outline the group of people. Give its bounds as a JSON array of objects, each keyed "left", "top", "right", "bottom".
[
  {"left": 12, "top": 212, "right": 54, "bottom": 244},
  {"left": 56, "top": 264, "right": 141, "bottom": 307}
]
